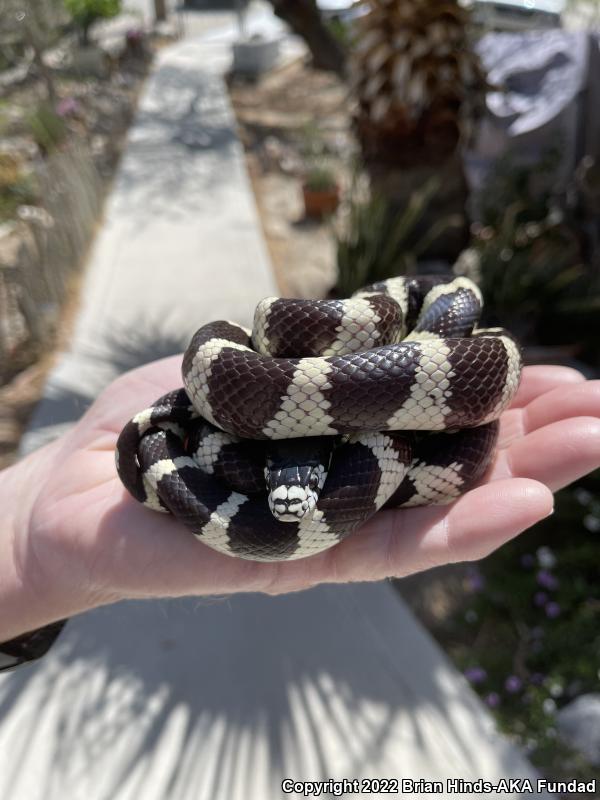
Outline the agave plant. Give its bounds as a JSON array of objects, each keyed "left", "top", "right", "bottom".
[{"left": 334, "top": 174, "right": 462, "bottom": 297}]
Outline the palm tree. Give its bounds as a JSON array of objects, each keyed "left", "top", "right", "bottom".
[{"left": 351, "top": 0, "right": 487, "bottom": 259}]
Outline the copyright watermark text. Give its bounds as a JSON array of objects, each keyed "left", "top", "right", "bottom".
[{"left": 281, "top": 777, "right": 597, "bottom": 796}]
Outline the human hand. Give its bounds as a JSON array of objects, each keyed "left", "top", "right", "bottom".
[{"left": 3, "top": 359, "right": 600, "bottom": 639}]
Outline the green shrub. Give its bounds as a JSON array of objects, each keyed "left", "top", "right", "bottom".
[
  {"left": 64, "top": 0, "right": 121, "bottom": 44},
  {"left": 443, "top": 470, "right": 600, "bottom": 784},
  {"left": 456, "top": 153, "right": 600, "bottom": 353}
]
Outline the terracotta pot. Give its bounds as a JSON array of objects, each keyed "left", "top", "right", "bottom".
[{"left": 302, "top": 184, "right": 340, "bottom": 219}]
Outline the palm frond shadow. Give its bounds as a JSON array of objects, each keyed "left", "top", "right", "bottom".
[
  {"left": 112, "top": 62, "right": 240, "bottom": 228},
  {"left": 21, "top": 323, "right": 190, "bottom": 446},
  {"left": 0, "top": 582, "right": 522, "bottom": 800},
  {"left": 99, "top": 322, "right": 190, "bottom": 375}
]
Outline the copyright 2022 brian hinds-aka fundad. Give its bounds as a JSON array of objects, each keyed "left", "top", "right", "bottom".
[{"left": 280, "top": 777, "right": 597, "bottom": 796}]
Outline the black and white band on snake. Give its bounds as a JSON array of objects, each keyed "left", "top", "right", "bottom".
[{"left": 116, "top": 275, "right": 522, "bottom": 562}]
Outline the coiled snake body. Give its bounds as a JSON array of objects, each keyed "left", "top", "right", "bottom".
[{"left": 116, "top": 276, "right": 522, "bottom": 562}]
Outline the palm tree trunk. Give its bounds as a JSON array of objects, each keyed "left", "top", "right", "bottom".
[
  {"left": 154, "top": 0, "right": 167, "bottom": 22},
  {"left": 269, "top": 0, "right": 346, "bottom": 76},
  {"left": 351, "top": 0, "right": 486, "bottom": 263},
  {"left": 369, "top": 153, "right": 470, "bottom": 261}
]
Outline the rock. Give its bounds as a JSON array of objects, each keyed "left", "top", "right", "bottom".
[
  {"left": 0, "top": 221, "right": 23, "bottom": 269},
  {"left": 556, "top": 694, "right": 600, "bottom": 766},
  {"left": 0, "top": 62, "right": 32, "bottom": 92}
]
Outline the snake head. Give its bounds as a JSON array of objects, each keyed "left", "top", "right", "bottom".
[{"left": 264, "top": 437, "right": 332, "bottom": 523}]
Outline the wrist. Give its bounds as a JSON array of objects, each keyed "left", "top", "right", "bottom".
[
  {"left": 0, "top": 445, "right": 60, "bottom": 639},
  {"left": 0, "top": 441, "right": 108, "bottom": 641}
]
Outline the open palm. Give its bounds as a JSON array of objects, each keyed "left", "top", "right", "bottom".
[{"left": 19, "top": 358, "right": 600, "bottom": 618}]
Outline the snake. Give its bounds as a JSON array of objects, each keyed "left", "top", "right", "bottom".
[{"left": 115, "top": 275, "right": 522, "bottom": 562}]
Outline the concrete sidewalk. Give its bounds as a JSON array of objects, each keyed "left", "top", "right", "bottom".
[{"left": 0, "top": 10, "right": 551, "bottom": 800}]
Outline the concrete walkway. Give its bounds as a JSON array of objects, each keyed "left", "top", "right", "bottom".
[{"left": 0, "top": 9, "right": 551, "bottom": 800}]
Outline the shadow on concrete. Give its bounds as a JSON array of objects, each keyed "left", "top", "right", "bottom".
[
  {"left": 113, "top": 61, "right": 241, "bottom": 225},
  {"left": 100, "top": 323, "right": 190, "bottom": 374},
  {"left": 22, "top": 326, "right": 190, "bottom": 447},
  {"left": 0, "top": 581, "right": 526, "bottom": 800}
]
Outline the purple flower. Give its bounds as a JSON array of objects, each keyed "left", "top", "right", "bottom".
[
  {"left": 520, "top": 553, "right": 536, "bottom": 569},
  {"left": 505, "top": 675, "right": 523, "bottom": 694},
  {"left": 545, "top": 602, "right": 561, "bottom": 619},
  {"left": 534, "top": 591, "right": 548, "bottom": 607},
  {"left": 574, "top": 487, "right": 593, "bottom": 506},
  {"left": 536, "top": 546, "right": 556, "bottom": 569},
  {"left": 537, "top": 570, "right": 559, "bottom": 591},
  {"left": 464, "top": 666, "right": 487, "bottom": 685},
  {"left": 530, "top": 672, "right": 545, "bottom": 686},
  {"left": 126, "top": 27, "right": 144, "bottom": 42},
  {"left": 465, "top": 567, "right": 485, "bottom": 593},
  {"left": 543, "top": 698, "right": 557, "bottom": 715},
  {"left": 583, "top": 514, "right": 600, "bottom": 533},
  {"left": 530, "top": 626, "right": 544, "bottom": 639},
  {"left": 485, "top": 692, "right": 501, "bottom": 708},
  {"left": 56, "top": 97, "right": 79, "bottom": 117}
]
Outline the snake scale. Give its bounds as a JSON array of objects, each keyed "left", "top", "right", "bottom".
[{"left": 116, "top": 275, "right": 522, "bottom": 562}]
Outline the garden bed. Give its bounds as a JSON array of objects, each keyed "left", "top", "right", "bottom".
[
  {"left": 229, "top": 56, "right": 353, "bottom": 299},
  {"left": 0, "top": 27, "right": 164, "bottom": 468}
]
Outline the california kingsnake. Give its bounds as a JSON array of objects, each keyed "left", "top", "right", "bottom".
[{"left": 116, "top": 276, "right": 522, "bottom": 562}]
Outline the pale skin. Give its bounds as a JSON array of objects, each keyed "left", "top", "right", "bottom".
[{"left": 1, "top": 360, "right": 600, "bottom": 642}]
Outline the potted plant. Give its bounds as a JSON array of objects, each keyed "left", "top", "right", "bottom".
[
  {"left": 231, "top": 0, "right": 280, "bottom": 78},
  {"left": 302, "top": 165, "right": 340, "bottom": 219},
  {"left": 232, "top": 33, "right": 280, "bottom": 77}
]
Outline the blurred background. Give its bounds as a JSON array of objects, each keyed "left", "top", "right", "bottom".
[{"left": 0, "top": 0, "right": 599, "bottom": 796}]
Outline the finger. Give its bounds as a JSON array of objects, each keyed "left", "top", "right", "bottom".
[
  {"left": 307, "top": 478, "right": 553, "bottom": 586},
  {"left": 522, "top": 380, "right": 600, "bottom": 432},
  {"left": 499, "top": 379, "right": 600, "bottom": 448},
  {"left": 510, "top": 365, "right": 585, "bottom": 409},
  {"left": 90, "top": 476, "right": 552, "bottom": 598},
  {"left": 493, "top": 417, "right": 600, "bottom": 491}
]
